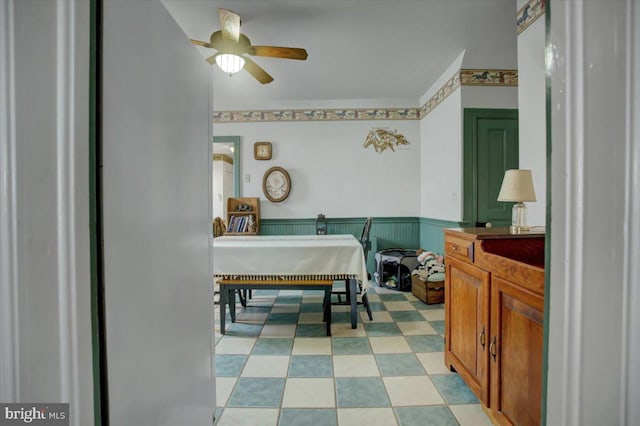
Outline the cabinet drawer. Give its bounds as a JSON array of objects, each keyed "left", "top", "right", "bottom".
[{"left": 445, "top": 236, "right": 475, "bottom": 263}]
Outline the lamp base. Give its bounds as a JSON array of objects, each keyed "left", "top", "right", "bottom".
[
  {"left": 510, "top": 202, "right": 529, "bottom": 234},
  {"left": 510, "top": 225, "right": 530, "bottom": 234}
]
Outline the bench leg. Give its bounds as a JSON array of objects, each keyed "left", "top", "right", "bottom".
[
  {"left": 349, "top": 278, "right": 358, "bottom": 329},
  {"left": 219, "top": 284, "right": 227, "bottom": 334},
  {"left": 324, "top": 287, "right": 332, "bottom": 336}
]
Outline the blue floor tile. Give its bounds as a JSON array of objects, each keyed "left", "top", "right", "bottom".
[
  {"left": 430, "top": 320, "right": 445, "bottom": 335},
  {"left": 227, "top": 377, "right": 285, "bottom": 407},
  {"left": 288, "top": 355, "right": 333, "bottom": 377},
  {"left": 252, "top": 338, "right": 294, "bottom": 355},
  {"left": 376, "top": 353, "right": 426, "bottom": 376},
  {"left": 431, "top": 374, "right": 478, "bottom": 404},
  {"left": 330, "top": 312, "right": 353, "bottom": 323},
  {"left": 224, "top": 322, "right": 263, "bottom": 337},
  {"left": 395, "top": 406, "right": 458, "bottom": 426},
  {"left": 405, "top": 335, "right": 445, "bottom": 353},
  {"left": 215, "top": 355, "right": 247, "bottom": 377},
  {"left": 267, "top": 313, "right": 300, "bottom": 324},
  {"left": 377, "top": 293, "right": 410, "bottom": 301},
  {"left": 332, "top": 337, "right": 372, "bottom": 355},
  {"left": 364, "top": 301, "right": 387, "bottom": 312},
  {"left": 296, "top": 323, "right": 329, "bottom": 337},
  {"left": 279, "top": 408, "right": 337, "bottom": 426},
  {"left": 390, "top": 310, "right": 426, "bottom": 322},
  {"left": 335, "top": 377, "right": 391, "bottom": 408},
  {"left": 300, "top": 303, "right": 324, "bottom": 313},
  {"left": 275, "top": 295, "right": 303, "bottom": 304},
  {"left": 364, "top": 322, "right": 402, "bottom": 336}
]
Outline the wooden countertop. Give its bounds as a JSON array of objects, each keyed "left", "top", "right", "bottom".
[{"left": 444, "top": 226, "right": 545, "bottom": 239}]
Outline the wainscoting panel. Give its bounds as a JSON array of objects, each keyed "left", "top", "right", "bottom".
[{"left": 419, "top": 217, "right": 461, "bottom": 254}]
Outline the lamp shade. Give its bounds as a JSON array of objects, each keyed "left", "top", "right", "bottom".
[{"left": 497, "top": 169, "right": 537, "bottom": 202}]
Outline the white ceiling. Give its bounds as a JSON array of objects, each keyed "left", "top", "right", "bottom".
[{"left": 162, "top": 0, "right": 518, "bottom": 110}]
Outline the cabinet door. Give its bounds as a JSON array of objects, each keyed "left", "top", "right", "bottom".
[
  {"left": 445, "top": 257, "right": 490, "bottom": 404},
  {"left": 489, "top": 276, "right": 543, "bottom": 426}
]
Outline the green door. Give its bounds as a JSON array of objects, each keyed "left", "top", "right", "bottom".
[{"left": 463, "top": 109, "right": 519, "bottom": 227}]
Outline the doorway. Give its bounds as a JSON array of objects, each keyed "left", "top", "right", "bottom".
[{"left": 462, "top": 108, "right": 519, "bottom": 227}]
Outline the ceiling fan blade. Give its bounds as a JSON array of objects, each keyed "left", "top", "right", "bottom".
[
  {"left": 205, "top": 53, "right": 219, "bottom": 65},
  {"left": 218, "top": 8, "right": 241, "bottom": 42},
  {"left": 243, "top": 57, "right": 274, "bottom": 84},
  {"left": 190, "top": 39, "right": 211, "bottom": 48},
  {"left": 251, "top": 46, "right": 308, "bottom": 60}
]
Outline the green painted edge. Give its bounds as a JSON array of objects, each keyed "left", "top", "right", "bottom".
[
  {"left": 541, "top": 2, "right": 552, "bottom": 424},
  {"left": 213, "top": 136, "right": 241, "bottom": 197},
  {"left": 462, "top": 108, "right": 519, "bottom": 226},
  {"left": 88, "top": 0, "right": 102, "bottom": 423}
]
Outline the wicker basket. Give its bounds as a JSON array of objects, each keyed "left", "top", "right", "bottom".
[{"left": 412, "top": 275, "right": 444, "bottom": 304}]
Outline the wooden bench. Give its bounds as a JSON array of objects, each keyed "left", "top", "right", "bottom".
[{"left": 217, "top": 279, "right": 334, "bottom": 336}]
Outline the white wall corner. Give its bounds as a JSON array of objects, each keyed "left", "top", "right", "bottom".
[{"left": 420, "top": 50, "right": 465, "bottom": 104}]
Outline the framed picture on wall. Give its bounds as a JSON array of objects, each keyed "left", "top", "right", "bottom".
[{"left": 254, "top": 142, "right": 272, "bottom": 160}]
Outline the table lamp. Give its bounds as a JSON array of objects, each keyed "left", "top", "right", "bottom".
[{"left": 497, "top": 169, "right": 537, "bottom": 233}]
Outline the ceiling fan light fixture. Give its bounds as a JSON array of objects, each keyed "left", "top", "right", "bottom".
[{"left": 215, "top": 53, "right": 245, "bottom": 75}]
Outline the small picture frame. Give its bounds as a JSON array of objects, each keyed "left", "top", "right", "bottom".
[{"left": 254, "top": 142, "right": 272, "bottom": 160}]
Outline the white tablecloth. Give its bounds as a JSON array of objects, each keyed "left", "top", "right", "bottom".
[{"left": 212, "top": 234, "right": 369, "bottom": 290}]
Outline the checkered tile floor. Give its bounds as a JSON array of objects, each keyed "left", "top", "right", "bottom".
[{"left": 213, "top": 284, "right": 492, "bottom": 426}]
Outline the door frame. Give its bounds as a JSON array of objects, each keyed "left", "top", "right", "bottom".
[{"left": 461, "top": 108, "right": 519, "bottom": 227}]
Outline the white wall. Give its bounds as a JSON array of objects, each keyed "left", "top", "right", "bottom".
[
  {"left": 0, "top": 1, "right": 94, "bottom": 424},
  {"left": 102, "top": 1, "right": 213, "bottom": 425},
  {"left": 516, "top": 14, "right": 546, "bottom": 226},
  {"left": 214, "top": 119, "right": 420, "bottom": 218},
  {"left": 419, "top": 91, "right": 463, "bottom": 220}
]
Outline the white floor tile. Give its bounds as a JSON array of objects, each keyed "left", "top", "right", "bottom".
[
  {"left": 281, "top": 378, "right": 336, "bottom": 408},
  {"left": 270, "top": 305, "right": 300, "bottom": 313},
  {"left": 383, "top": 301, "right": 415, "bottom": 311},
  {"left": 241, "top": 355, "right": 290, "bottom": 377},
  {"left": 215, "top": 337, "right": 257, "bottom": 354},
  {"left": 337, "top": 408, "right": 398, "bottom": 426},
  {"left": 420, "top": 308, "right": 445, "bottom": 321},
  {"left": 292, "top": 337, "right": 332, "bottom": 355},
  {"left": 396, "top": 321, "right": 437, "bottom": 335},
  {"left": 216, "top": 408, "right": 279, "bottom": 426},
  {"left": 449, "top": 404, "right": 494, "bottom": 426},
  {"left": 330, "top": 322, "right": 367, "bottom": 337},
  {"left": 369, "top": 336, "right": 412, "bottom": 354},
  {"left": 364, "top": 311, "right": 393, "bottom": 323},
  {"left": 298, "top": 312, "right": 324, "bottom": 323},
  {"left": 236, "top": 312, "right": 269, "bottom": 323},
  {"left": 333, "top": 355, "right": 380, "bottom": 377},
  {"left": 415, "top": 352, "right": 452, "bottom": 374},
  {"left": 215, "top": 377, "right": 237, "bottom": 407},
  {"left": 383, "top": 376, "right": 444, "bottom": 406},
  {"left": 259, "top": 324, "right": 297, "bottom": 338}
]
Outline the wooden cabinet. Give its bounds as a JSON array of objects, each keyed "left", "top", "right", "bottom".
[
  {"left": 445, "top": 256, "right": 490, "bottom": 404},
  {"left": 444, "top": 227, "right": 544, "bottom": 425},
  {"left": 225, "top": 197, "right": 260, "bottom": 235}
]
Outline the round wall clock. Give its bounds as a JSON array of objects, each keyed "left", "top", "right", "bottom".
[{"left": 262, "top": 166, "right": 291, "bottom": 202}]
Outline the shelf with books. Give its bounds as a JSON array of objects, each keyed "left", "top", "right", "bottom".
[{"left": 225, "top": 197, "right": 260, "bottom": 235}]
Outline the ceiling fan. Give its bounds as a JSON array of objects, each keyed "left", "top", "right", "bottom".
[{"left": 190, "top": 8, "right": 308, "bottom": 84}]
